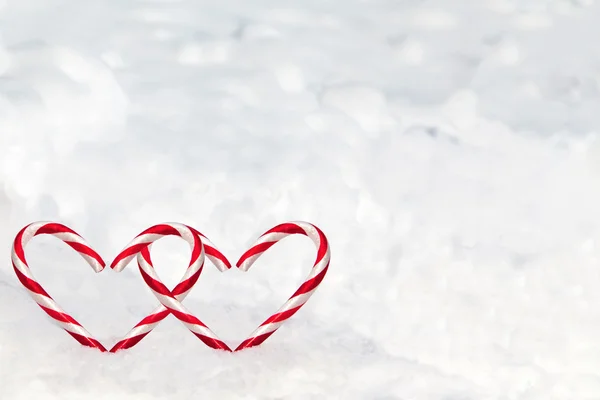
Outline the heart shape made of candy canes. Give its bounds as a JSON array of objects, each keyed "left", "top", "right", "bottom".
[
  {"left": 110, "top": 223, "right": 232, "bottom": 352},
  {"left": 116, "top": 221, "right": 331, "bottom": 352},
  {"left": 11, "top": 221, "right": 230, "bottom": 352}
]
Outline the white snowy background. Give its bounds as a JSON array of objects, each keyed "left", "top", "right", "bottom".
[{"left": 1, "top": 0, "right": 600, "bottom": 398}]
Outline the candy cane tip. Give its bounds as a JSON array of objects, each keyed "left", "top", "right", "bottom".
[
  {"left": 110, "top": 260, "right": 126, "bottom": 272},
  {"left": 235, "top": 260, "right": 251, "bottom": 272},
  {"left": 92, "top": 264, "right": 105, "bottom": 273},
  {"left": 217, "top": 262, "right": 232, "bottom": 272},
  {"left": 113, "top": 265, "right": 124, "bottom": 273}
]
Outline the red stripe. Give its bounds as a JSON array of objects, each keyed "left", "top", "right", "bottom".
[
  {"left": 109, "top": 332, "right": 150, "bottom": 352},
  {"left": 134, "top": 309, "right": 170, "bottom": 327},
  {"left": 236, "top": 223, "right": 313, "bottom": 268},
  {"left": 171, "top": 269, "right": 202, "bottom": 296},
  {"left": 139, "top": 266, "right": 173, "bottom": 297},
  {"left": 265, "top": 223, "right": 306, "bottom": 236},
  {"left": 206, "top": 247, "right": 232, "bottom": 269},
  {"left": 140, "top": 247, "right": 153, "bottom": 267},
  {"left": 136, "top": 224, "right": 181, "bottom": 238},
  {"left": 188, "top": 226, "right": 232, "bottom": 269},
  {"left": 236, "top": 241, "right": 276, "bottom": 267},
  {"left": 12, "top": 227, "right": 28, "bottom": 265},
  {"left": 111, "top": 224, "right": 185, "bottom": 269},
  {"left": 314, "top": 227, "right": 329, "bottom": 265},
  {"left": 66, "top": 331, "right": 107, "bottom": 352},
  {"left": 65, "top": 241, "right": 105, "bottom": 268},
  {"left": 110, "top": 243, "right": 152, "bottom": 269},
  {"left": 291, "top": 265, "right": 328, "bottom": 298},
  {"left": 188, "top": 226, "right": 205, "bottom": 237},
  {"left": 192, "top": 333, "right": 232, "bottom": 351},
  {"left": 13, "top": 263, "right": 51, "bottom": 298},
  {"left": 39, "top": 305, "right": 83, "bottom": 325},
  {"left": 235, "top": 332, "right": 274, "bottom": 351},
  {"left": 261, "top": 305, "right": 302, "bottom": 325},
  {"left": 37, "top": 223, "right": 78, "bottom": 236},
  {"left": 169, "top": 308, "right": 208, "bottom": 327},
  {"left": 188, "top": 232, "right": 202, "bottom": 267}
]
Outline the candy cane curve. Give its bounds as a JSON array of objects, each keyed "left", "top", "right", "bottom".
[
  {"left": 234, "top": 221, "right": 330, "bottom": 351},
  {"left": 11, "top": 221, "right": 107, "bottom": 352},
  {"left": 111, "top": 223, "right": 232, "bottom": 352}
]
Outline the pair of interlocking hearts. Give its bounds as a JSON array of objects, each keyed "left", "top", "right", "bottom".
[{"left": 11, "top": 221, "right": 330, "bottom": 352}]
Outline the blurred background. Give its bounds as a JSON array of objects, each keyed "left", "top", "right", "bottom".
[{"left": 1, "top": 1, "right": 600, "bottom": 399}]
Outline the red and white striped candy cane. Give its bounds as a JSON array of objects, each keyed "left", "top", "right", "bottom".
[
  {"left": 111, "top": 223, "right": 232, "bottom": 352},
  {"left": 11, "top": 222, "right": 107, "bottom": 352},
  {"left": 234, "top": 221, "right": 330, "bottom": 351}
]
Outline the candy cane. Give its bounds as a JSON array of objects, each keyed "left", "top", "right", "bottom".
[
  {"left": 111, "top": 223, "right": 232, "bottom": 352},
  {"left": 234, "top": 221, "right": 330, "bottom": 351},
  {"left": 235, "top": 221, "right": 331, "bottom": 351},
  {"left": 11, "top": 222, "right": 107, "bottom": 352}
]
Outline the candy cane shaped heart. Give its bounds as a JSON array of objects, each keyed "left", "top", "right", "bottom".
[
  {"left": 11, "top": 222, "right": 107, "bottom": 351},
  {"left": 109, "top": 227, "right": 231, "bottom": 352},
  {"left": 234, "top": 221, "right": 330, "bottom": 351},
  {"left": 111, "top": 223, "right": 232, "bottom": 352}
]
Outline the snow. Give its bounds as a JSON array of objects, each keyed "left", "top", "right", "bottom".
[{"left": 1, "top": 0, "right": 600, "bottom": 398}]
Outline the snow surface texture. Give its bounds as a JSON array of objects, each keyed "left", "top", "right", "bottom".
[{"left": 1, "top": 0, "right": 600, "bottom": 398}]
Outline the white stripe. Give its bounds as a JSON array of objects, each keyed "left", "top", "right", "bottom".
[
  {"left": 171, "top": 224, "right": 207, "bottom": 279},
  {"left": 151, "top": 291, "right": 186, "bottom": 313},
  {"left": 112, "top": 234, "right": 160, "bottom": 272},
  {"left": 238, "top": 252, "right": 263, "bottom": 272},
  {"left": 206, "top": 253, "right": 229, "bottom": 272},
  {"left": 246, "top": 320, "right": 283, "bottom": 339},
  {"left": 54, "top": 320, "right": 96, "bottom": 340},
  {"left": 11, "top": 253, "right": 33, "bottom": 278},
  {"left": 257, "top": 231, "right": 290, "bottom": 244},
  {"left": 112, "top": 256, "right": 136, "bottom": 272},
  {"left": 185, "top": 323, "right": 220, "bottom": 339},
  {"left": 19, "top": 222, "right": 47, "bottom": 246},
  {"left": 281, "top": 290, "right": 314, "bottom": 311},
  {"left": 174, "top": 288, "right": 192, "bottom": 300},
  {"left": 52, "top": 231, "right": 85, "bottom": 244},
  {"left": 29, "top": 291, "right": 62, "bottom": 312},
  {"left": 199, "top": 233, "right": 231, "bottom": 271},
  {"left": 243, "top": 290, "right": 315, "bottom": 342},
  {"left": 132, "top": 233, "right": 167, "bottom": 244},
  {"left": 137, "top": 256, "right": 157, "bottom": 278},
  {"left": 171, "top": 224, "right": 195, "bottom": 247},
  {"left": 119, "top": 323, "right": 156, "bottom": 340},
  {"left": 305, "top": 249, "right": 331, "bottom": 279},
  {"left": 292, "top": 221, "right": 314, "bottom": 235},
  {"left": 179, "top": 263, "right": 201, "bottom": 282},
  {"left": 79, "top": 252, "right": 105, "bottom": 273}
]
